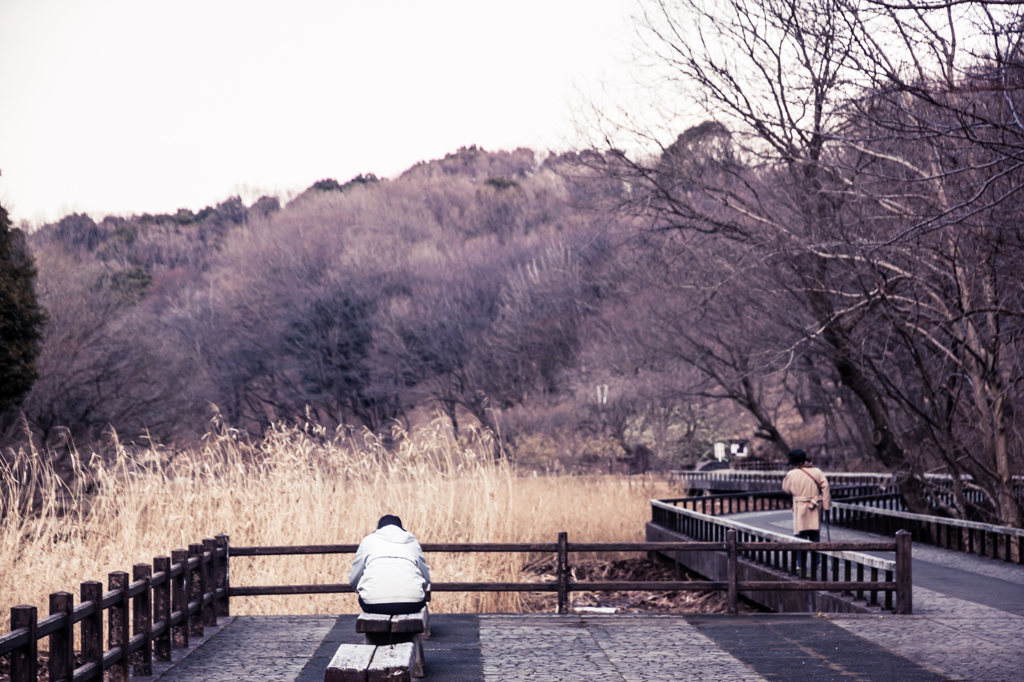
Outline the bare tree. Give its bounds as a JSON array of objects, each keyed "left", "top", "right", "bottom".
[
  {"left": 821, "top": 2, "right": 1024, "bottom": 522},
  {"left": 578, "top": 0, "right": 1024, "bottom": 523},
  {"left": 17, "top": 247, "right": 200, "bottom": 452}
]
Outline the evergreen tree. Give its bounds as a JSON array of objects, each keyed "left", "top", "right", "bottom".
[{"left": 0, "top": 199, "right": 47, "bottom": 410}]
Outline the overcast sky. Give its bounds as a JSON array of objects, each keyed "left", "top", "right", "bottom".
[{"left": 0, "top": 0, "right": 642, "bottom": 225}]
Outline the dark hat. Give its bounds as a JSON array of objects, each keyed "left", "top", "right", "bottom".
[
  {"left": 377, "top": 514, "right": 404, "bottom": 530},
  {"left": 788, "top": 449, "right": 808, "bottom": 466}
]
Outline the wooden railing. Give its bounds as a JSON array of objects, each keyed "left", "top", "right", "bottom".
[
  {"left": 229, "top": 529, "right": 909, "bottom": 616},
  {"left": 670, "top": 470, "right": 897, "bottom": 487},
  {"left": 835, "top": 492, "right": 907, "bottom": 511},
  {"left": 0, "top": 535, "right": 229, "bottom": 682},
  {"left": 2, "top": 521, "right": 915, "bottom": 680},
  {"left": 730, "top": 460, "right": 789, "bottom": 471},
  {"left": 232, "top": 536, "right": 738, "bottom": 614},
  {"left": 836, "top": 488, "right": 1019, "bottom": 518},
  {"left": 657, "top": 485, "right": 887, "bottom": 515},
  {"left": 693, "top": 484, "right": 1024, "bottom": 562},
  {"left": 651, "top": 499, "right": 911, "bottom": 614},
  {"left": 830, "top": 502, "right": 1024, "bottom": 563},
  {"left": 669, "top": 470, "right": 1022, "bottom": 502}
]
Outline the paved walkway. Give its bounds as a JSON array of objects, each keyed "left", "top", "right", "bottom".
[
  {"left": 135, "top": 514, "right": 1024, "bottom": 682},
  {"left": 147, "top": 615, "right": 337, "bottom": 682},
  {"left": 479, "top": 614, "right": 761, "bottom": 681},
  {"left": 140, "top": 609, "right": 1024, "bottom": 681}
]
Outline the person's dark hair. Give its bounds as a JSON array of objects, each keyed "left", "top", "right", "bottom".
[
  {"left": 377, "top": 514, "right": 404, "bottom": 530},
  {"left": 788, "top": 449, "right": 808, "bottom": 466}
]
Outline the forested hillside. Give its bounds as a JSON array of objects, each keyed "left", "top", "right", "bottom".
[{"left": 0, "top": 146, "right": 737, "bottom": 473}]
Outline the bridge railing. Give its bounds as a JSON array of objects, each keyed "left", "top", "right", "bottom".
[
  {"left": 0, "top": 535, "right": 229, "bottom": 682},
  {"left": 830, "top": 502, "right": 1024, "bottom": 563},
  {"left": 669, "top": 470, "right": 896, "bottom": 487},
  {"left": 650, "top": 499, "right": 909, "bottom": 614},
  {"left": 656, "top": 484, "right": 1024, "bottom": 567},
  {"left": 658, "top": 485, "right": 886, "bottom": 516},
  {"left": 670, "top": 470, "right": 1021, "bottom": 502},
  {"left": 834, "top": 493, "right": 906, "bottom": 510},
  {"left": 730, "top": 460, "right": 789, "bottom": 471}
]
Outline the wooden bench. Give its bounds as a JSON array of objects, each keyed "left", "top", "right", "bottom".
[
  {"left": 325, "top": 642, "right": 416, "bottom": 682},
  {"left": 325, "top": 608, "right": 428, "bottom": 681},
  {"left": 357, "top": 608, "right": 430, "bottom": 638}
]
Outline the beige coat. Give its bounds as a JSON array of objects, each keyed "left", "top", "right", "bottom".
[{"left": 782, "top": 465, "right": 830, "bottom": 534}]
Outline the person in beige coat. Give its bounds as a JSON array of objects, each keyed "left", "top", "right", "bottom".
[{"left": 782, "top": 449, "right": 830, "bottom": 569}]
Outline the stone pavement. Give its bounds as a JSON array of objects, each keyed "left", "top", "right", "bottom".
[
  {"left": 829, "top": 595, "right": 1024, "bottom": 682},
  {"left": 139, "top": 609, "right": 1024, "bottom": 682},
  {"left": 135, "top": 513, "right": 1024, "bottom": 682},
  {"left": 479, "top": 614, "right": 764, "bottom": 681},
  {"left": 149, "top": 615, "right": 336, "bottom": 682}
]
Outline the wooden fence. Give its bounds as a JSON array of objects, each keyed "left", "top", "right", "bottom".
[
  {"left": 830, "top": 501, "right": 1024, "bottom": 563},
  {"left": 0, "top": 535, "right": 229, "bottom": 682},
  {"left": 658, "top": 485, "right": 885, "bottom": 515},
  {"left": 2, "top": 527, "right": 913, "bottom": 682},
  {"left": 664, "top": 485, "right": 1024, "bottom": 564},
  {"left": 228, "top": 533, "right": 906, "bottom": 616},
  {"left": 669, "top": 470, "right": 897, "bottom": 487},
  {"left": 651, "top": 498, "right": 911, "bottom": 614},
  {"left": 669, "top": 470, "right": 1022, "bottom": 503}
]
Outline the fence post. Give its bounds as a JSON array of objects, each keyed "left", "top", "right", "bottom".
[
  {"left": 10, "top": 605, "right": 37, "bottom": 682},
  {"left": 133, "top": 563, "right": 153, "bottom": 676},
  {"left": 81, "top": 580, "right": 104, "bottom": 675},
  {"left": 153, "top": 556, "right": 172, "bottom": 661},
  {"left": 49, "top": 591, "right": 74, "bottom": 682},
  {"left": 188, "top": 543, "right": 205, "bottom": 637},
  {"left": 895, "top": 530, "right": 913, "bottom": 614},
  {"left": 726, "top": 529, "right": 738, "bottom": 615},
  {"left": 109, "top": 571, "right": 130, "bottom": 682},
  {"left": 171, "top": 548, "right": 189, "bottom": 648},
  {"left": 215, "top": 533, "right": 230, "bottom": 617},
  {"left": 202, "top": 538, "right": 217, "bottom": 626},
  {"left": 556, "top": 531, "right": 569, "bottom": 615}
]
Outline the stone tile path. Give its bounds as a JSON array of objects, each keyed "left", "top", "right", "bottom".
[
  {"left": 135, "top": 518, "right": 1024, "bottom": 682},
  {"left": 142, "top": 607, "right": 1024, "bottom": 682},
  {"left": 830, "top": 594, "right": 1024, "bottom": 682},
  {"left": 477, "top": 610, "right": 761, "bottom": 679},
  {"left": 151, "top": 615, "right": 335, "bottom": 682},
  {"left": 479, "top": 614, "right": 765, "bottom": 681}
]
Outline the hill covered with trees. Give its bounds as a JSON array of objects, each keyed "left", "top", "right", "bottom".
[{"left": 1, "top": 146, "right": 732, "bottom": 474}]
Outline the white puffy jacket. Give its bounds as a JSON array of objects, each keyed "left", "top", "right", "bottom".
[{"left": 349, "top": 525, "right": 431, "bottom": 604}]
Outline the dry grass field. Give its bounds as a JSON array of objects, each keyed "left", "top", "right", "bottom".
[{"left": 1, "top": 421, "right": 674, "bottom": 633}]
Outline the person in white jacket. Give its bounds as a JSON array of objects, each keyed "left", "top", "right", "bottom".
[{"left": 349, "top": 515, "right": 431, "bottom": 615}]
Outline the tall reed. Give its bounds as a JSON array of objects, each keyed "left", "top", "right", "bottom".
[{"left": 1, "top": 421, "right": 667, "bottom": 630}]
